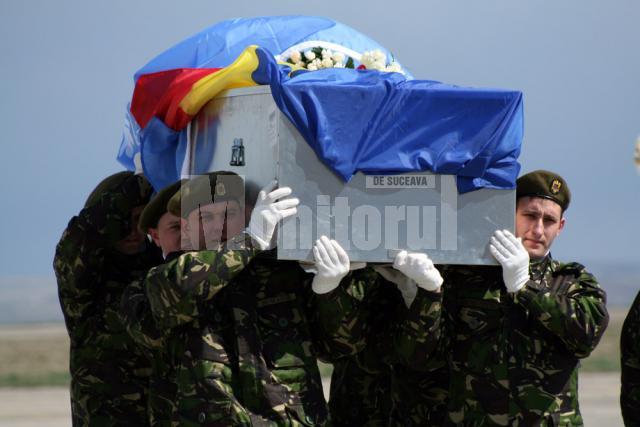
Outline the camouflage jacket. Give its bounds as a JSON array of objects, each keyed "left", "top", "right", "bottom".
[
  {"left": 317, "top": 267, "right": 446, "bottom": 427},
  {"left": 54, "top": 175, "right": 162, "bottom": 426},
  {"left": 442, "top": 256, "right": 609, "bottom": 427},
  {"left": 621, "top": 290, "right": 640, "bottom": 426},
  {"left": 145, "top": 234, "right": 333, "bottom": 426},
  {"left": 120, "top": 275, "right": 182, "bottom": 427}
]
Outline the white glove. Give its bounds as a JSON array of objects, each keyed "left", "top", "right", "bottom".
[
  {"left": 311, "top": 236, "right": 350, "bottom": 294},
  {"left": 298, "top": 261, "right": 366, "bottom": 274},
  {"left": 392, "top": 251, "right": 443, "bottom": 292},
  {"left": 373, "top": 265, "right": 418, "bottom": 308},
  {"left": 246, "top": 181, "right": 299, "bottom": 250},
  {"left": 489, "top": 229, "right": 530, "bottom": 293}
]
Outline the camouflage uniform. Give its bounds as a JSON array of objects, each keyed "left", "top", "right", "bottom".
[
  {"left": 621, "top": 290, "right": 640, "bottom": 426},
  {"left": 54, "top": 174, "right": 162, "bottom": 426},
  {"left": 145, "top": 233, "right": 333, "bottom": 426},
  {"left": 318, "top": 267, "right": 447, "bottom": 427},
  {"left": 120, "top": 276, "right": 181, "bottom": 427},
  {"left": 442, "top": 256, "right": 609, "bottom": 426}
]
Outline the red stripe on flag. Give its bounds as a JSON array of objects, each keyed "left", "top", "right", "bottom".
[{"left": 131, "top": 68, "right": 222, "bottom": 130}]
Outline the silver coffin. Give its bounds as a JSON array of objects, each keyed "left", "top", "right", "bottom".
[{"left": 188, "top": 86, "right": 514, "bottom": 264}]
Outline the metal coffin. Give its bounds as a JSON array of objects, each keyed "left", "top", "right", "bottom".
[{"left": 189, "top": 86, "right": 514, "bottom": 264}]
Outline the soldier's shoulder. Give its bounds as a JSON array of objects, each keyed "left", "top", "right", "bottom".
[
  {"left": 552, "top": 260, "right": 591, "bottom": 277},
  {"left": 552, "top": 260, "right": 602, "bottom": 288}
]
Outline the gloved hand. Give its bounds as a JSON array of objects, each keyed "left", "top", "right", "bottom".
[
  {"left": 392, "top": 251, "right": 443, "bottom": 292},
  {"left": 489, "top": 229, "right": 530, "bottom": 293},
  {"left": 373, "top": 265, "right": 418, "bottom": 308},
  {"left": 311, "top": 236, "right": 350, "bottom": 294},
  {"left": 246, "top": 181, "right": 299, "bottom": 250}
]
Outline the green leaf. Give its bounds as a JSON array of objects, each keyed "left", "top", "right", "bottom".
[{"left": 345, "top": 57, "right": 355, "bottom": 69}]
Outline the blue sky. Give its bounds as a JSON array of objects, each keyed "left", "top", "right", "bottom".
[{"left": 0, "top": 0, "right": 639, "bottom": 280}]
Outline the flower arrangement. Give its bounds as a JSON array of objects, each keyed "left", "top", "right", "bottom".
[
  {"left": 285, "top": 47, "right": 354, "bottom": 70},
  {"left": 284, "top": 47, "right": 404, "bottom": 74}
]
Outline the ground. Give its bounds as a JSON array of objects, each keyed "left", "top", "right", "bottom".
[{"left": 0, "top": 308, "right": 629, "bottom": 425}]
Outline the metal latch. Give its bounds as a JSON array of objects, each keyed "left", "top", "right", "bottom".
[{"left": 230, "top": 138, "right": 245, "bottom": 166}]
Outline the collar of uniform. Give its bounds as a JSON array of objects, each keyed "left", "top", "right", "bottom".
[{"left": 529, "top": 253, "right": 555, "bottom": 281}]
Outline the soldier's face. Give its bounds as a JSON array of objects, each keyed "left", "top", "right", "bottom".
[
  {"left": 185, "top": 200, "right": 245, "bottom": 250},
  {"left": 515, "top": 197, "right": 565, "bottom": 259},
  {"left": 149, "top": 211, "right": 182, "bottom": 257},
  {"left": 115, "top": 205, "right": 147, "bottom": 255}
]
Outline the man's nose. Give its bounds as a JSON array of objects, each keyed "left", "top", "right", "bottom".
[
  {"left": 531, "top": 218, "right": 544, "bottom": 236},
  {"left": 128, "top": 223, "right": 143, "bottom": 239}
]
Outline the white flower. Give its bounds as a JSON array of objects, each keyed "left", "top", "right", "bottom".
[
  {"left": 307, "top": 63, "right": 318, "bottom": 71},
  {"left": 360, "top": 49, "right": 391, "bottom": 71},
  {"left": 373, "top": 49, "right": 387, "bottom": 63},
  {"left": 304, "top": 50, "right": 316, "bottom": 61},
  {"left": 360, "top": 51, "right": 384, "bottom": 70},
  {"left": 332, "top": 52, "right": 345, "bottom": 64},
  {"left": 294, "top": 61, "right": 305, "bottom": 68},
  {"left": 385, "top": 62, "right": 403, "bottom": 74},
  {"left": 334, "top": 61, "right": 345, "bottom": 68},
  {"left": 321, "top": 58, "right": 334, "bottom": 69},
  {"left": 321, "top": 49, "right": 333, "bottom": 59},
  {"left": 311, "top": 58, "right": 322, "bottom": 68},
  {"left": 290, "top": 51, "right": 302, "bottom": 63},
  {"left": 360, "top": 51, "right": 374, "bottom": 69}
]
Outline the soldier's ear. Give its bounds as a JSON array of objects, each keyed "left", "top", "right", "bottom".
[
  {"left": 148, "top": 228, "right": 161, "bottom": 247},
  {"left": 557, "top": 216, "right": 566, "bottom": 236}
]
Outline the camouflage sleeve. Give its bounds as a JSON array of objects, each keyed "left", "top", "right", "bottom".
[
  {"left": 621, "top": 291, "right": 640, "bottom": 425},
  {"left": 309, "top": 267, "right": 381, "bottom": 362},
  {"left": 146, "top": 233, "right": 260, "bottom": 330},
  {"left": 382, "top": 286, "right": 444, "bottom": 369},
  {"left": 514, "top": 263, "right": 609, "bottom": 358},
  {"left": 120, "top": 279, "right": 165, "bottom": 359},
  {"left": 54, "top": 175, "right": 152, "bottom": 343}
]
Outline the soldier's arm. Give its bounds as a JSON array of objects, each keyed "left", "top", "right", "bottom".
[
  {"left": 381, "top": 286, "right": 444, "bottom": 368},
  {"left": 514, "top": 264, "right": 609, "bottom": 358},
  {"left": 308, "top": 267, "right": 380, "bottom": 361},
  {"left": 621, "top": 291, "right": 640, "bottom": 425},
  {"left": 146, "top": 233, "right": 260, "bottom": 330},
  {"left": 120, "top": 279, "right": 165, "bottom": 358},
  {"left": 54, "top": 175, "right": 151, "bottom": 343}
]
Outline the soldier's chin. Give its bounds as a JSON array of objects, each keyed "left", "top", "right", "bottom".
[{"left": 525, "top": 243, "right": 547, "bottom": 259}]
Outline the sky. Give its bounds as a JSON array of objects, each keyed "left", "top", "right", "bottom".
[{"left": 0, "top": 0, "right": 639, "bottom": 284}]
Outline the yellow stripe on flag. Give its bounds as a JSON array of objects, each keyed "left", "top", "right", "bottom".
[{"left": 179, "top": 45, "right": 262, "bottom": 116}]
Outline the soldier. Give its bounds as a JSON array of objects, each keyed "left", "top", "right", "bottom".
[
  {"left": 54, "top": 171, "right": 162, "bottom": 425},
  {"left": 621, "top": 291, "right": 640, "bottom": 425},
  {"left": 313, "top": 250, "right": 447, "bottom": 426},
  {"left": 443, "top": 170, "right": 609, "bottom": 426},
  {"left": 119, "top": 179, "right": 184, "bottom": 426},
  {"left": 144, "top": 172, "right": 354, "bottom": 425}
]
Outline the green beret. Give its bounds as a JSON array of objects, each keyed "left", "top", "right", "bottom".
[
  {"left": 84, "top": 171, "right": 134, "bottom": 208},
  {"left": 516, "top": 169, "right": 571, "bottom": 211},
  {"left": 138, "top": 180, "right": 184, "bottom": 233},
  {"left": 167, "top": 171, "right": 245, "bottom": 218}
]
